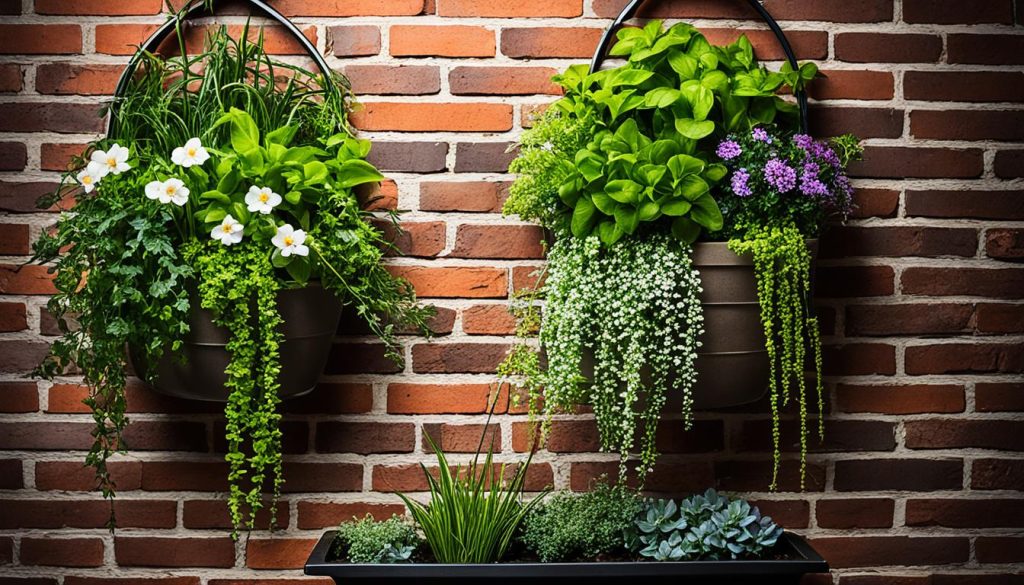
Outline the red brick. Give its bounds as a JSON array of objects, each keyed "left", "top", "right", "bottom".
[
  {"left": 451, "top": 225, "right": 544, "bottom": 259},
  {"left": 377, "top": 221, "right": 445, "bottom": 257},
  {"left": 95, "top": 23, "right": 317, "bottom": 57},
  {"left": 976, "top": 383, "right": 1024, "bottom": 412},
  {"left": 0, "top": 499, "right": 175, "bottom": 529},
  {"left": 325, "top": 342, "right": 402, "bottom": 374},
  {"left": 701, "top": 29, "right": 827, "bottom": 60},
  {"left": 902, "top": 267, "right": 1024, "bottom": 298},
  {"left": 367, "top": 141, "right": 448, "bottom": 173},
  {"left": 283, "top": 382, "right": 373, "bottom": 414},
  {"left": 809, "top": 70, "right": 894, "bottom": 101},
  {"left": 0, "top": 421, "right": 92, "bottom": 450},
  {"left": 246, "top": 538, "right": 318, "bottom": 569},
  {"left": 816, "top": 499, "right": 895, "bottom": 529},
  {"left": 95, "top": 23, "right": 160, "bottom": 55},
  {"left": 140, "top": 461, "right": 229, "bottom": 491},
  {"left": 904, "top": 0, "right": 1013, "bottom": 23},
  {"left": 809, "top": 107, "right": 903, "bottom": 139},
  {"left": 845, "top": 303, "right": 974, "bottom": 336},
  {"left": 594, "top": 0, "right": 893, "bottom": 22},
  {"left": 391, "top": 25, "right": 494, "bottom": 57},
  {"left": 0, "top": 460, "right": 21, "bottom": 489},
  {"left": 0, "top": 64, "right": 22, "bottom": 92},
  {"left": 35, "top": 64, "right": 122, "bottom": 96},
  {"left": 296, "top": 502, "right": 406, "bottom": 529},
  {"left": 0, "top": 381, "right": 37, "bottom": 412},
  {"left": 816, "top": 266, "right": 894, "bottom": 298},
  {"left": 714, "top": 460, "right": 825, "bottom": 493},
  {"left": 20, "top": 537, "right": 103, "bottom": 567},
  {"left": 35, "top": 0, "right": 162, "bottom": 14},
  {"left": 986, "top": 228, "right": 1024, "bottom": 260},
  {"left": 316, "top": 422, "right": 415, "bottom": 454},
  {"left": 462, "top": 304, "right": 517, "bottom": 335},
  {"left": 820, "top": 226, "right": 976, "bottom": 259},
  {"left": 949, "top": 34, "right": 1024, "bottom": 65},
  {"left": 1, "top": 181, "right": 69, "bottom": 213},
  {"left": 850, "top": 189, "right": 899, "bottom": 219},
  {"left": 0, "top": 265, "right": 57, "bottom": 295},
  {"left": 835, "top": 384, "right": 965, "bottom": 414},
  {"left": 835, "top": 33, "right": 941, "bottom": 63},
  {"left": 65, "top": 579, "right": 200, "bottom": 585},
  {"left": 976, "top": 537, "right": 1024, "bottom": 564},
  {"left": 906, "top": 343, "right": 1023, "bottom": 375},
  {"left": 996, "top": 151, "right": 1024, "bottom": 179},
  {"left": 973, "top": 458, "right": 1024, "bottom": 490},
  {"left": 280, "top": 462, "right": 362, "bottom": 493},
  {"left": 906, "top": 190, "right": 1024, "bottom": 220},
  {"left": 0, "top": 142, "right": 27, "bottom": 170},
  {"left": 40, "top": 143, "right": 87, "bottom": 171},
  {"left": 182, "top": 499, "right": 288, "bottom": 530},
  {"left": 372, "top": 461, "right": 553, "bottom": 492},
  {"left": 454, "top": 142, "right": 518, "bottom": 173},
  {"left": 501, "top": 27, "right": 602, "bottom": 58},
  {"left": 809, "top": 536, "right": 968, "bottom": 568},
  {"left": 741, "top": 419, "right": 895, "bottom": 453},
  {"left": 351, "top": 103, "right": 512, "bottom": 132},
  {"left": 344, "top": 65, "right": 440, "bottom": 95},
  {"left": 747, "top": 500, "right": 809, "bottom": 528},
  {"left": 423, "top": 422, "right": 500, "bottom": 452},
  {"left": 274, "top": 0, "right": 424, "bottom": 16},
  {"left": 419, "top": 181, "right": 510, "bottom": 213},
  {"left": 35, "top": 460, "right": 141, "bottom": 491},
  {"left": 412, "top": 342, "right": 510, "bottom": 373},
  {"left": 834, "top": 458, "right": 963, "bottom": 491},
  {"left": 905, "top": 71, "right": 1024, "bottom": 103},
  {"left": 329, "top": 25, "right": 380, "bottom": 57},
  {"left": 906, "top": 420, "right": 1024, "bottom": 451},
  {"left": 0, "top": 302, "right": 27, "bottom": 332},
  {"left": 912, "top": 110, "right": 1024, "bottom": 142},
  {"left": 388, "top": 266, "right": 507, "bottom": 298},
  {"left": 822, "top": 343, "right": 896, "bottom": 375},
  {"left": 849, "top": 147, "right": 984, "bottom": 179},
  {"left": 0, "top": 25, "right": 81, "bottom": 54},
  {"left": 437, "top": 0, "right": 582, "bottom": 17},
  {"left": 387, "top": 382, "right": 507, "bottom": 414},
  {"left": 0, "top": 102, "right": 103, "bottom": 134},
  {"left": 907, "top": 499, "right": 1024, "bottom": 528},
  {"left": 115, "top": 537, "right": 235, "bottom": 568},
  {"left": 450, "top": 66, "right": 560, "bottom": 95},
  {"left": 0, "top": 340, "right": 50, "bottom": 373}
]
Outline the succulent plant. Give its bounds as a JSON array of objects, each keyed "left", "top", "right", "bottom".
[{"left": 627, "top": 489, "right": 783, "bottom": 561}]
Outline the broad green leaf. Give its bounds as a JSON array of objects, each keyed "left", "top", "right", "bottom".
[
  {"left": 690, "top": 192, "right": 724, "bottom": 231},
  {"left": 592, "top": 190, "right": 617, "bottom": 215},
  {"left": 644, "top": 87, "right": 682, "bottom": 108},
  {"left": 220, "top": 108, "right": 260, "bottom": 154},
  {"left": 647, "top": 140, "right": 680, "bottom": 164},
  {"left": 200, "top": 190, "right": 231, "bottom": 205},
  {"left": 571, "top": 196, "right": 597, "bottom": 238},
  {"left": 605, "top": 179, "right": 643, "bottom": 204},
  {"left": 705, "top": 163, "right": 728, "bottom": 183},
  {"left": 671, "top": 216, "right": 701, "bottom": 243},
  {"left": 678, "top": 175, "right": 710, "bottom": 201},
  {"left": 231, "top": 202, "right": 251, "bottom": 225},
  {"left": 286, "top": 256, "right": 311, "bottom": 283},
  {"left": 202, "top": 207, "right": 226, "bottom": 223},
  {"left": 667, "top": 50, "right": 698, "bottom": 80},
  {"left": 575, "top": 151, "right": 605, "bottom": 183},
  {"left": 597, "top": 220, "right": 625, "bottom": 246},
  {"left": 667, "top": 154, "right": 705, "bottom": 179},
  {"left": 638, "top": 200, "right": 661, "bottom": 221},
  {"left": 609, "top": 68, "right": 655, "bottom": 87},
  {"left": 284, "top": 190, "right": 302, "bottom": 205},
  {"left": 266, "top": 124, "right": 298, "bottom": 147},
  {"left": 614, "top": 205, "right": 640, "bottom": 234},
  {"left": 674, "top": 118, "right": 715, "bottom": 139},
  {"left": 303, "top": 161, "right": 329, "bottom": 185},
  {"left": 271, "top": 248, "right": 292, "bottom": 268},
  {"left": 614, "top": 118, "right": 643, "bottom": 151},
  {"left": 699, "top": 51, "right": 719, "bottom": 70},
  {"left": 558, "top": 180, "right": 580, "bottom": 207},
  {"left": 216, "top": 168, "right": 240, "bottom": 194},
  {"left": 660, "top": 198, "right": 692, "bottom": 216},
  {"left": 701, "top": 70, "right": 729, "bottom": 92},
  {"left": 736, "top": 35, "right": 754, "bottom": 68},
  {"left": 335, "top": 159, "right": 384, "bottom": 188}
]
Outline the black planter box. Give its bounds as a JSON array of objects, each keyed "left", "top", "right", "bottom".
[{"left": 304, "top": 531, "right": 829, "bottom": 585}]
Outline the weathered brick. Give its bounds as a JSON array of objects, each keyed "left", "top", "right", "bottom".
[{"left": 391, "top": 25, "right": 494, "bottom": 57}]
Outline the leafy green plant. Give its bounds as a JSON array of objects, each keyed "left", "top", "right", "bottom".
[
  {"left": 32, "top": 24, "right": 431, "bottom": 534},
  {"left": 627, "top": 490, "right": 783, "bottom": 561},
  {"left": 518, "top": 481, "right": 642, "bottom": 562},
  {"left": 505, "top": 20, "right": 814, "bottom": 246},
  {"left": 334, "top": 515, "right": 420, "bottom": 564},
  {"left": 397, "top": 415, "right": 549, "bottom": 564}
]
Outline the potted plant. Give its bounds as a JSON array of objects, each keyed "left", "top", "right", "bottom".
[
  {"left": 305, "top": 421, "right": 828, "bottom": 583},
  {"left": 31, "top": 7, "right": 432, "bottom": 533},
  {"left": 500, "top": 16, "right": 859, "bottom": 488}
]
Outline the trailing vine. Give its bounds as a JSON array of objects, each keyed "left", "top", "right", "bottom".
[{"left": 728, "top": 225, "right": 821, "bottom": 489}]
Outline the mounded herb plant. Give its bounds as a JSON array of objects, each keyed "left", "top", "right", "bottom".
[
  {"left": 32, "top": 24, "right": 431, "bottom": 533},
  {"left": 333, "top": 515, "right": 420, "bottom": 564},
  {"left": 504, "top": 20, "right": 857, "bottom": 488}
]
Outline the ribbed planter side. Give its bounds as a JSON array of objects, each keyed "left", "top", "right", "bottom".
[{"left": 130, "top": 284, "right": 343, "bottom": 402}]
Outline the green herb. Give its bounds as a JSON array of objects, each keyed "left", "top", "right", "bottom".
[{"left": 334, "top": 515, "right": 421, "bottom": 564}]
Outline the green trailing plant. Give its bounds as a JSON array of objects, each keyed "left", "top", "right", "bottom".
[
  {"left": 626, "top": 489, "right": 783, "bottom": 561},
  {"left": 32, "top": 24, "right": 431, "bottom": 534},
  {"left": 518, "top": 481, "right": 642, "bottom": 562},
  {"left": 397, "top": 404, "right": 549, "bottom": 564},
  {"left": 333, "top": 515, "right": 421, "bottom": 564}
]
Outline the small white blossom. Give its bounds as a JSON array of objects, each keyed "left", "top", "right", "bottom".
[
  {"left": 76, "top": 161, "right": 104, "bottom": 193},
  {"left": 90, "top": 143, "right": 131, "bottom": 177},
  {"left": 211, "top": 214, "right": 244, "bottom": 245},
  {"left": 271, "top": 224, "right": 309, "bottom": 257},
  {"left": 144, "top": 178, "right": 189, "bottom": 206},
  {"left": 244, "top": 185, "right": 282, "bottom": 214},
  {"left": 171, "top": 137, "right": 210, "bottom": 168}
]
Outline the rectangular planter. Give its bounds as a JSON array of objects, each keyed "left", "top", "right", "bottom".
[{"left": 304, "top": 531, "right": 829, "bottom": 585}]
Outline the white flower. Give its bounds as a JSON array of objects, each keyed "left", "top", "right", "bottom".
[
  {"left": 76, "top": 161, "right": 104, "bottom": 193},
  {"left": 244, "top": 185, "right": 282, "bottom": 214},
  {"left": 271, "top": 224, "right": 309, "bottom": 257},
  {"left": 171, "top": 137, "right": 210, "bottom": 168},
  {"left": 144, "top": 178, "right": 189, "bottom": 206},
  {"left": 211, "top": 214, "right": 244, "bottom": 246},
  {"left": 90, "top": 143, "right": 131, "bottom": 176}
]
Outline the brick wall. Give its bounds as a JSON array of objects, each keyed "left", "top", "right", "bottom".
[{"left": 1, "top": 0, "right": 1022, "bottom": 583}]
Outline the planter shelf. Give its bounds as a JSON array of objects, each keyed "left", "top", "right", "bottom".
[{"left": 304, "top": 531, "right": 829, "bottom": 585}]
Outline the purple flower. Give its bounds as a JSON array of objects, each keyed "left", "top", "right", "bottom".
[
  {"left": 836, "top": 174, "right": 853, "bottom": 197},
  {"left": 802, "top": 161, "right": 820, "bottom": 177},
  {"left": 731, "top": 168, "right": 752, "bottom": 197},
  {"left": 800, "top": 176, "right": 829, "bottom": 197},
  {"left": 752, "top": 127, "right": 773, "bottom": 144},
  {"left": 763, "top": 158, "right": 796, "bottom": 192},
  {"left": 793, "top": 134, "right": 813, "bottom": 150},
  {"left": 716, "top": 139, "right": 742, "bottom": 160}
]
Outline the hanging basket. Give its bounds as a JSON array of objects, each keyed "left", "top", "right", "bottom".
[
  {"left": 118, "top": 0, "right": 346, "bottom": 402},
  {"left": 589, "top": 0, "right": 813, "bottom": 409}
]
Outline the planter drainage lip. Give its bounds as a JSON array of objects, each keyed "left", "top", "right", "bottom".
[{"left": 304, "top": 531, "right": 828, "bottom": 580}]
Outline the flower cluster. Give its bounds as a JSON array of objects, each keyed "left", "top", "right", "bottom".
[
  {"left": 76, "top": 143, "right": 131, "bottom": 193},
  {"left": 712, "top": 126, "right": 860, "bottom": 238}
]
